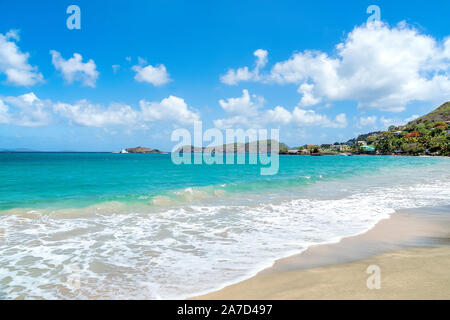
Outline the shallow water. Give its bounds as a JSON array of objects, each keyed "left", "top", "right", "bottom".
[{"left": 0, "top": 153, "right": 449, "bottom": 299}]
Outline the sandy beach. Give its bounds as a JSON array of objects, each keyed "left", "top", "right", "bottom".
[{"left": 194, "top": 206, "right": 450, "bottom": 300}]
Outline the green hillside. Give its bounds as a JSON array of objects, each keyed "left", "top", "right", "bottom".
[{"left": 357, "top": 101, "right": 450, "bottom": 156}]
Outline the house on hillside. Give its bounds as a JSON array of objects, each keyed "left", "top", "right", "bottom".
[
  {"left": 330, "top": 145, "right": 340, "bottom": 151},
  {"left": 340, "top": 145, "right": 352, "bottom": 152},
  {"left": 299, "top": 149, "right": 310, "bottom": 155},
  {"left": 331, "top": 144, "right": 351, "bottom": 152},
  {"left": 360, "top": 145, "right": 375, "bottom": 154}
]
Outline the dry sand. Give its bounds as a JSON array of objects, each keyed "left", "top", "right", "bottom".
[{"left": 193, "top": 207, "right": 450, "bottom": 300}]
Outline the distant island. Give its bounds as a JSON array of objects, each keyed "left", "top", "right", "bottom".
[
  {"left": 118, "top": 147, "right": 165, "bottom": 154},
  {"left": 175, "top": 140, "right": 282, "bottom": 154}
]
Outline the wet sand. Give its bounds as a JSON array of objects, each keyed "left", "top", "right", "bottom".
[{"left": 193, "top": 206, "right": 450, "bottom": 299}]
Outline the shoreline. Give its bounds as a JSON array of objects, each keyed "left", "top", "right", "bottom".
[
  {"left": 0, "top": 151, "right": 448, "bottom": 157},
  {"left": 192, "top": 205, "right": 450, "bottom": 300}
]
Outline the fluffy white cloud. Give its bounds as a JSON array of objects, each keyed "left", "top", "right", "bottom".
[
  {"left": 132, "top": 64, "right": 170, "bottom": 86},
  {"left": 356, "top": 115, "right": 378, "bottom": 128},
  {"left": 54, "top": 101, "right": 138, "bottom": 127},
  {"left": 1, "top": 93, "right": 199, "bottom": 128},
  {"left": 55, "top": 96, "right": 199, "bottom": 127},
  {"left": 254, "top": 49, "right": 268, "bottom": 70},
  {"left": 264, "top": 106, "right": 292, "bottom": 124},
  {"left": 0, "top": 30, "right": 44, "bottom": 86},
  {"left": 214, "top": 89, "right": 264, "bottom": 128},
  {"left": 218, "top": 89, "right": 263, "bottom": 115},
  {"left": 50, "top": 50, "right": 99, "bottom": 87},
  {"left": 220, "top": 67, "right": 253, "bottom": 86},
  {"left": 213, "top": 89, "right": 347, "bottom": 129},
  {"left": 223, "top": 22, "right": 450, "bottom": 112},
  {"left": 0, "top": 93, "right": 52, "bottom": 126},
  {"left": 139, "top": 96, "right": 199, "bottom": 124},
  {"left": 220, "top": 49, "right": 268, "bottom": 85},
  {"left": 297, "top": 83, "right": 322, "bottom": 107},
  {"left": 291, "top": 108, "right": 347, "bottom": 128}
]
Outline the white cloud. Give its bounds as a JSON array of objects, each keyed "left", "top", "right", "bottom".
[
  {"left": 54, "top": 101, "right": 138, "bottom": 127},
  {"left": 291, "top": 108, "right": 347, "bottom": 128},
  {"left": 1, "top": 93, "right": 199, "bottom": 128},
  {"left": 220, "top": 67, "right": 253, "bottom": 86},
  {"left": 213, "top": 89, "right": 347, "bottom": 129},
  {"left": 356, "top": 115, "right": 378, "bottom": 128},
  {"left": 5, "top": 29, "right": 20, "bottom": 41},
  {"left": 379, "top": 114, "right": 420, "bottom": 129},
  {"left": 223, "top": 22, "right": 450, "bottom": 112},
  {"left": 218, "top": 89, "right": 262, "bottom": 115},
  {"left": 214, "top": 89, "right": 265, "bottom": 128},
  {"left": 254, "top": 49, "right": 268, "bottom": 70},
  {"left": 220, "top": 49, "right": 268, "bottom": 85},
  {"left": 0, "top": 30, "right": 44, "bottom": 86},
  {"left": 334, "top": 113, "right": 348, "bottom": 128},
  {"left": 213, "top": 115, "right": 253, "bottom": 129},
  {"left": 50, "top": 50, "right": 99, "bottom": 87},
  {"left": 353, "top": 113, "right": 421, "bottom": 131},
  {"left": 379, "top": 116, "right": 402, "bottom": 129},
  {"left": 0, "top": 93, "right": 52, "bottom": 126},
  {"left": 404, "top": 114, "right": 420, "bottom": 123},
  {"left": 55, "top": 95, "right": 199, "bottom": 127},
  {"left": 264, "top": 106, "right": 292, "bottom": 124},
  {"left": 132, "top": 64, "right": 170, "bottom": 86},
  {"left": 139, "top": 96, "right": 199, "bottom": 124},
  {"left": 297, "top": 83, "right": 322, "bottom": 107}
]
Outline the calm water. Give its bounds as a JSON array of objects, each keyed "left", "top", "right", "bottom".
[{"left": 0, "top": 153, "right": 449, "bottom": 299}]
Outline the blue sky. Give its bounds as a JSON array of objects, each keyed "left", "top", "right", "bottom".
[{"left": 0, "top": 0, "right": 449, "bottom": 151}]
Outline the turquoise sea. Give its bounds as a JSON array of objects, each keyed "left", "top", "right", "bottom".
[{"left": 0, "top": 153, "right": 449, "bottom": 299}]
